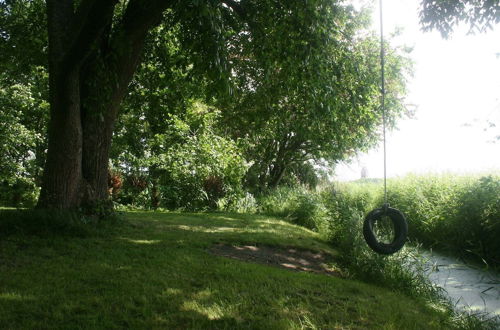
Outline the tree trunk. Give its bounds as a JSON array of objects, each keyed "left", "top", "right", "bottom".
[
  {"left": 37, "top": 68, "right": 83, "bottom": 209},
  {"left": 37, "top": 0, "right": 84, "bottom": 209},
  {"left": 268, "top": 163, "right": 287, "bottom": 189},
  {"left": 37, "top": 0, "right": 172, "bottom": 211}
]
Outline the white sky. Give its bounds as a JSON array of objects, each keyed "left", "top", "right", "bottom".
[{"left": 335, "top": 0, "right": 500, "bottom": 181}]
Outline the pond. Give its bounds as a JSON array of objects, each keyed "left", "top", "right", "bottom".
[{"left": 424, "top": 252, "right": 499, "bottom": 317}]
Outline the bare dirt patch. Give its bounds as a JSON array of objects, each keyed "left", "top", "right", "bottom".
[{"left": 209, "top": 244, "right": 342, "bottom": 277}]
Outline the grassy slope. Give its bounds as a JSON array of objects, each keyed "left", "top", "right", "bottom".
[{"left": 0, "top": 212, "right": 454, "bottom": 329}]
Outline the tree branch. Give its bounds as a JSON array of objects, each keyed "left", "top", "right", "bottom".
[
  {"left": 222, "top": 0, "right": 247, "bottom": 19},
  {"left": 103, "top": 0, "right": 175, "bottom": 113},
  {"left": 119, "top": 0, "right": 174, "bottom": 40},
  {"left": 62, "top": 0, "right": 118, "bottom": 70}
]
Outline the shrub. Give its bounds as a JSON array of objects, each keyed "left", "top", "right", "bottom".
[
  {"left": 289, "top": 192, "right": 329, "bottom": 232},
  {"left": 111, "top": 104, "right": 247, "bottom": 211},
  {"left": 220, "top": 192, "right": 258, "bottom": 214},
  {"left": 257, "top": 186, "right": 329, "bottom": 232},
  {"left": 257, "top": 186, "right": 298, "bottom": 217},
  {"left": 0, "top": 177, "right": 40, "bottom": 208}
]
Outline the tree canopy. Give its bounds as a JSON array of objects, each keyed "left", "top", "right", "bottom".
[{"left": 2, "top": 0, "right": 494, "bottom": 211}]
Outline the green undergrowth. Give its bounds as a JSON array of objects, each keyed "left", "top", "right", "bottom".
[
  {"left": 384, "top": 174, "right": 500, "bottom": 267},
  {"left": 0, "top": 210, "right": 474, "bottom": 329},
  {"left": 256, "top": 174, "right": 500, "bottom": 269}
]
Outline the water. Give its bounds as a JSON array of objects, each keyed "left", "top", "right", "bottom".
[{"left": 424, "top": 252, "right": 500, "bottom": 317}]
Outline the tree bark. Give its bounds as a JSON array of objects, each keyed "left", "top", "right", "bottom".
[{"left": 37, "top": 67, "right": 83, "bottom": 208}]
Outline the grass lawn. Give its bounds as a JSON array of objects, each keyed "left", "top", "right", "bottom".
[{"left": 0, "top": 211, "right": 457, "bottom": 329}]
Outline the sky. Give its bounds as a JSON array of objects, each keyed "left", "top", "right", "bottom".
[{"left": 334, "top": 0, "right": 500, "bottom": 181}]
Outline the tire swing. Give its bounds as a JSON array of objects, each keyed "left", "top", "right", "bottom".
[
  {"left": 363, "top": 206, "right": 407, "bottom": 255},
  {"left": 363, "top": 0, "right": 408, "bottom": 255}
]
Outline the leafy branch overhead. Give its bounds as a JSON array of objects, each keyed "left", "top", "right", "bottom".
[{"left": 420, "top": 0, "right": 500, "bottom": 37}]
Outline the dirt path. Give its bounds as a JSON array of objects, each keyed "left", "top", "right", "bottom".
[{"left": 209, "top": 244, "right": 341, "bottom": 277}]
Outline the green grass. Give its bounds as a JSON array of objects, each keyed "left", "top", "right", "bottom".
[{"left": 0, "top": 211, "right": 461, "bottom": 329}]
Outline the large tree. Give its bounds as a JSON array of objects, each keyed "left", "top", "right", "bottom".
[
  {"left": 218, "top": 7, "right": 411, "bottom": 190},
  {"left": 37, "top": 0, "right": 390, "bottom": 211}
]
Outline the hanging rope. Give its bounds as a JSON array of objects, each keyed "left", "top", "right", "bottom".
[
  {"left": 379, "top": 0, "right": 388, "bottom": 208},
  {"left": 362, "top": 0, "right": 408, "bottom": 255}
]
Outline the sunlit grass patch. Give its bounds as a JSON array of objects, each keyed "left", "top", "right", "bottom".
[
  {"left": 0, "top": 292, "right": 36, "bottom": 301},
  {"left": 121, "top": 238, "right": 161, "bottom": 244}
]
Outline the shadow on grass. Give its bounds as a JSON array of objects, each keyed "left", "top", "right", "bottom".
[{"left": 0, "top": 209, "right": 120, "bottom": 238}]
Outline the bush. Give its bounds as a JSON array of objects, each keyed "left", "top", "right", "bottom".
[
  {"left": 257, "top": 186, "right": 329, "bottom": 232},
  {"left": 220, "top": 192, "right": 258, "bottom": 214},
  {"left": 256, "top": 186, "right": 297, "bottom": 216},
  {"left": 111, "top": 103, "right": 247, "bottom": 211},
  {"left": 154, "top": 132, "right": 246, "bottom": 211},
  {"left": 0, "top": 177, "right": 40, "bottom": 208}
]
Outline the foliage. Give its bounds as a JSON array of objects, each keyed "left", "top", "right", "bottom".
[
  {"left": 255, "top": 186, "right": 326, "bottom": 232},
  {"left": 152, "top": 111, "right": 246, "bottom": 211},
  {"left": 451, "top": 176, "right": 500, "bottom": 265},
  {"left": 0, "top": 0, "right": 47, "bottom": 79},
  {"left": 0, "top": 0, "right": 49, "bottom": 207},
  {"left": 0, "top": 69, "right": 49, "bottom": 207},
  {"left": 219, "top": 191, "right": 258, "bottom": 214},
  {"left": 220, "top": 4, "right": 412, "bottom": 190},
  {"left": 1, "top": 0, "right": 415, "bottom": 210},
  {"left": 112, "top": 102, "right": 246, "bottom": 211},
  {"left": 109, "top": 23, "right": 247, "bottom": 211},
  {"left": 4, "top": 0, "right": 496, "bottom": 216},
  {"left": 420, "top": 0, "right": 500, "bottom": 38}
]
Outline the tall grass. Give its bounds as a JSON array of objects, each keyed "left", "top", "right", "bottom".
[
  {"left": 253, "top": 173, "right": 500, "bottom": 302},
  {"left": 382, "top": 174, "right": 500, "bottom": 267},
  {"left": 255, "top": 173, "right": 500, "bottom": 268}
]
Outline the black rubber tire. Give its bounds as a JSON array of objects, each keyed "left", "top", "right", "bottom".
[{"left": 363, "top": 206, "right": 408, "bottom": 255}]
